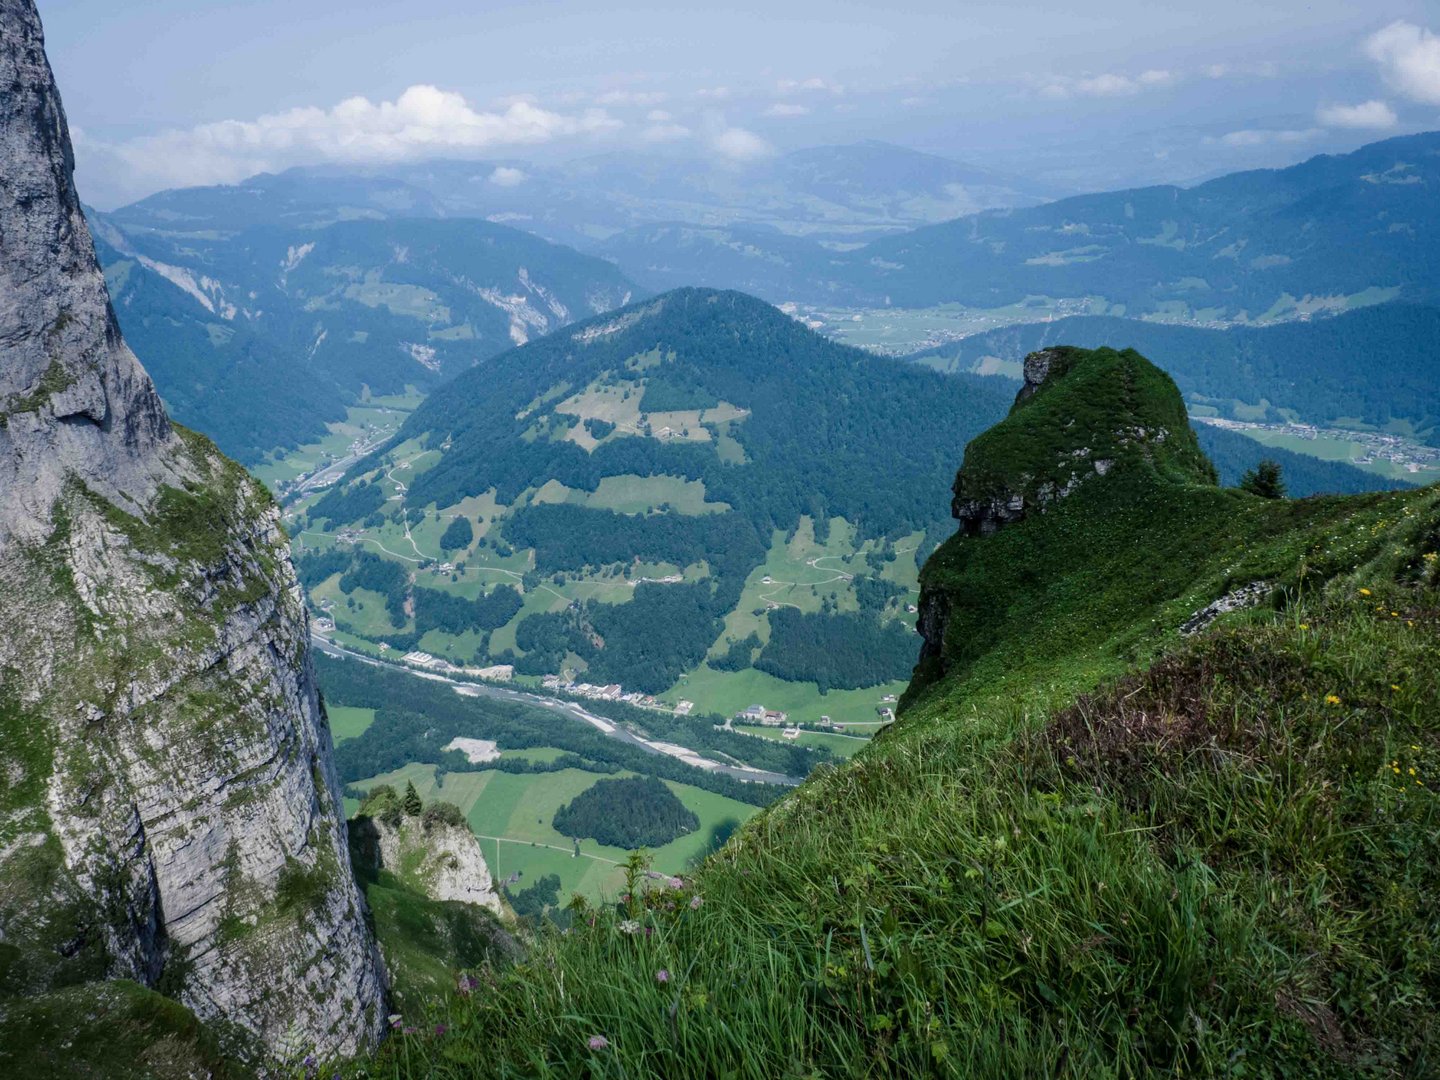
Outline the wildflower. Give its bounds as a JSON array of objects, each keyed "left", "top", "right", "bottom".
[
  {"left": 656, "top": 969, "right": 671, "bottom": 984},
  {"left": 1360, "top": 587, "right": 1372, "bottom": 596},
  {"left": 387, "top": 1014, "right": 403, "bottom": 1029},
  {"left": 1324, "top": 694, "right": 1342, "bottom": 705},
  {"left": 618, "top": 919, "right": 641, "bottom": 935},
  {"left": 435, "top": 1024, "right": 448, "bottom": 1036},
  {"left": 588, "top": 1035, "right": 610, "bottom": 1051},
  {"left": 1424, "top": 552, "right": 1437, "bottom": 562},
  {"left": 1299, "top": 623, "right": 1309, "bottom": 630},
  {"left": 668, "top": 876, "right": 684, "bottom": 889},
  {"left": 689, "top": 895, "right": 704, "bottom": 910}
]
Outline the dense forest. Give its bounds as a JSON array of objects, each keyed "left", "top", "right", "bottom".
[
  {"left": 552, "top": 775, "right": 699, "bottom": 849},
  {"left": 413, "top": 584, "right": 524, "bottom": 636},
  {"left": 376, "top": 290, "right": 1012, "bottom": 547},
  {"left": 439, "top": 515, "right": 474, "bottom": 552},
  {"left": 755, "top": 609, "right": 920, "bottom": 691}
]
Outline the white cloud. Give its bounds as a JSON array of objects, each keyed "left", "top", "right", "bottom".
[
  {"left": 1316, "top": 99, "right": 1398, "bottom": 130},
  {"left": 1365, "top": 21, "right": 1440, "bottom": 104},
  {"left": 710, "top": 126, "right": 772, "bottom": 162},
  {"left": 1041, "top": 69, "right": 1175, "bottom": 99},
  {"left": 81, "top": 84, "right": 621, "bottom": 194},
  {"left": 592, "top": 89, "right": 669, "bottom": 108},
  {"left": 488, "top": 165, "right": 527, "bottom": 187},
  {"left": 646, "top": 109, "right": 674, "bottom": 122},
  {"left": 694, "top": 86, "right": 732, "bottom": 100},
  {"left": 1212, "top": 127, "right": 1322, "bottom": 148},
  {"left": 776, "top": 77, "right": 844, "bottom": 94},
  {"left": 641, "top": 122, "right": 691, "bottom": 143},
  {"left": 763, "top": 103, "right": 811, "bottom": 118}
]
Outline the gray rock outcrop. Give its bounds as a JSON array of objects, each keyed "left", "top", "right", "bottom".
[
  {"left": 0, "top": 0, "right": 385, "bottom": 1063},
  {"left": 351, "top": 809, "right": 503, "bottom": 915}
]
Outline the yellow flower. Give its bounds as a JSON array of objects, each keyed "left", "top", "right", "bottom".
[
  {"left": 1392, "top": 685, "right": 1402, "bottom": 692},
  {"left": 1424, "top": 552, "right": 1437, "bottom": 562},
  {"left": 1359, "top": 587, "right": 1372, "bottom": 596},
  {"left": 1299, "top": 623, "right": 1310, "bottom": 630},
  {"left": 1324, "top": 694, "right": 1342, "bottom": 706}
]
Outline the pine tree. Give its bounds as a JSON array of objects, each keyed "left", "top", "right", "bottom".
[
  {"left": 1240, "top": 460, "right": 1286, "bottom": 499},
  {"left": 402, "top": 780, "right": 423, "bottom": 816}
]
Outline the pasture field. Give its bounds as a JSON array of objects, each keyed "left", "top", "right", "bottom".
[{"left": 348, "top": 762, "right": 760, "bottom": 903}]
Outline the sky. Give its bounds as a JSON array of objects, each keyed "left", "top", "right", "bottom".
[{"left": 37, "top": 0, "right": 1440, "bottom": 208}]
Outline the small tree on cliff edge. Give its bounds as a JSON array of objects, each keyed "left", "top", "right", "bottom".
[
  {"left": 1241, "top": 460, "right": 1286, "bottom": 499},
  {"left": 402, "top": 780, "right": 423, "bottom": 816}
]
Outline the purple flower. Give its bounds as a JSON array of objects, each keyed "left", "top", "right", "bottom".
[
  {"left": 689, "top": 895, "right": 704, "bottom": 910},
  {"left": 387, "top": 1013, "right": 403, "bottom": 1029},
  {"left": 668, "top": 876, "right": 684, "bottom": 889},
  {"left": 656, "top": 969, "right": 671, "bottom": 984},
  {"left": 403, "top": 1025, "right": 419, "bottom": 1035},
  {"left": 434, "top": 1024, "right": 448, "bottom": 1036},
  {"left": 588, "top": 1035, "right": 610, "bottom": 1051}
]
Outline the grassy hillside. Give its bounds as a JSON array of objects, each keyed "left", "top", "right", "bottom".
[{"left": 322, "top": 345, "right": 1440, "bottom": 1078}]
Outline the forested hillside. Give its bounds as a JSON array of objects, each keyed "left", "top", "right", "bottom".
[
  {"left": 912, "top": 302, "right": 1440, "bottom": 443},
  {"left": 292, "top": 289, "right": 1013, "bottom": 723}
]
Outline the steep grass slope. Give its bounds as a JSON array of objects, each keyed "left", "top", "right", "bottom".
[{"left": 327, "top": 345, "right": 1439, "bottom": 1078}]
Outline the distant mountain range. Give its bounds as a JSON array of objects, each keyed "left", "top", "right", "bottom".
[
  {"left": 102, "top": 140, "right": 1058, "bottom": 250},
  {"left": 94, "top": 214, "right": 637, "bottom": 462},
  {"left": 603, "top": 131, "right": 1440, "bottom": 316}
]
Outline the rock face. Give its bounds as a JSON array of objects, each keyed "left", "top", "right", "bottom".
[
  {"left": 351, "top": 809, "right": 503, "bottom": 915},
  {"left": 0, "top": 0, "right": 385, "bottom": 1063}
]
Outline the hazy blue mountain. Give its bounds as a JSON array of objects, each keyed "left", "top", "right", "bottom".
[
  {"left": 855, "top": 130, "right": 1440, "bottom": 316},
  {"left": 593, "top": 131, "right": 1440, "bottom": 320},
  {"left": 97, "top": 141, "right": 1055, "bottom": 254},
  {"left": 93, "top": 214, "right": 638, "bottom": 462},
  {"left": 909, "top": 302, "right": 1440, "bottom": 443}
]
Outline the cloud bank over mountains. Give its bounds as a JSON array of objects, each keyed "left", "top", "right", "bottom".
[{"left": 67, "top": 16, "right": 1440, "bottom": 208}]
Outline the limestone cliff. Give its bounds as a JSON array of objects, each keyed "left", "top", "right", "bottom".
[
  {"left": 0, "top": 0, "right": 385, "bottom": 1062},
  {"left": 349, "top": 795, "right": 503, "bottom": 916}
]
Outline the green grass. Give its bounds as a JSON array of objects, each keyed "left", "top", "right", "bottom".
[
  {"left": 732, "top": 724, "right": 871, "bottom": 758},
  {"left": 325, "top": 494, "right": 1440, "bottom": 1080},
  {"left": 327, "top": 705, "right": 374, "bottom": 743},
  {"left": 665, "top": 665, "right": 905, "bottom": 727}
]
